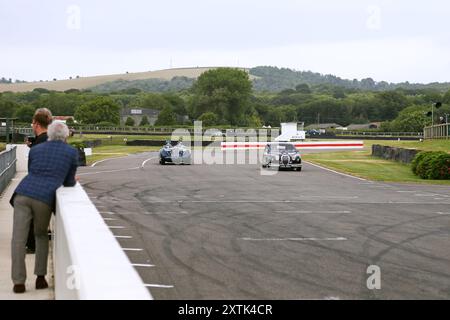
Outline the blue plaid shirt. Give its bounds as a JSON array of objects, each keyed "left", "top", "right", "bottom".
[{"left": 15, "top": 140, "right": 78, "bottom": 207}]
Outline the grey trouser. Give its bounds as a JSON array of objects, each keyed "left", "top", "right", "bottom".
[{"left": 11, "top": 194, "right": 52, "bottom": 285}]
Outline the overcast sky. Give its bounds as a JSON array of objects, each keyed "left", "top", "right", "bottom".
[{"left": 1, "top": 0, "right": 449, "bottom": 83}]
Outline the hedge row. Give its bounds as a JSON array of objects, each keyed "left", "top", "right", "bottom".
[{"left": 411, "top": 151, "right": 450, "bottom": 180}]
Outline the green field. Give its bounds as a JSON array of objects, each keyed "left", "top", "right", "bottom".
[
  {"left": 303, "top": 139, "right": 450, "bottom": 185},
  {"left": 361, "top": 139, "right": 450, "bottom": 153},
  {"left": 85, "top": 145, "right": 160, "bottom": 165},
  {"left": 69, "top": 134, "right": 214, "bottom": 144}
]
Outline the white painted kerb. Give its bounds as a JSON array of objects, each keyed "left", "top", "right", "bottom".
[{"left": 54, "top": 183, "right": 152, "bottom": 300}]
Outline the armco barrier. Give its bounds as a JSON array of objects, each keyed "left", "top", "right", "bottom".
[
  {"left": 54, "top": 183, "right": 152, "bottom": 300},
  {"left": 127, "top": 140, "right": 216, "bottom": 147},
  {"left": 221, "top": 141, "right": 364, "bottom": 151},
  {"left": 0, "top": 146, "right": 17, "bottom": 195}
]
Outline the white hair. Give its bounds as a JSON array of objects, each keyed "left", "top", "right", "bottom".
[{"left": 47, "top": 121, "right": 70, "bottom": 141}]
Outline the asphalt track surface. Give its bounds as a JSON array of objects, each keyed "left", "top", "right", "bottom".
[{"left": 78, "top": 150, "right": 450, "bottom": 300}]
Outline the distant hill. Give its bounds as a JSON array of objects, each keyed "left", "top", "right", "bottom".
[
  {"left": 250, "top": 66, "right": 450, "bottom": 92},
  {"left": 0, "top": 67, "right": 229, "bottom": 93},
  {"left": 89, "top": 68, "right": 256, "bottom": 93},
  {"left": 2, "top": 66, "right": 450, "bottom": 93},
  {"left": 89, "top": 76, "right": 196, "bottom": 93}
]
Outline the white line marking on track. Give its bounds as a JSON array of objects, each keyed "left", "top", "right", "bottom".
[
  {"left": 99, "top": 211, "right": 116, "bottom": 215},
  {"left": 386, "top": 201, "right": 450, "bottom": 204},
  {"left": 122, "top": 248, "right": 144, "bottom": 251},
  {"left": 187, "top": 197, "right": 357, "bottom": 203},
  {"left": 103, "top": 218, "right": 117, "bottom": 221},
  {"left": 144, "top": 284, "right": 174, "bottom": 289},
  {"left": 132, "top": 264, "right": 155, "bottom": 268},
  {"left": 141, "top": 157, "right": 157, "bottom": 168},
  {"left": 144, "top": 211, "right": 188, "bottom": 215},
  {"left": 276, "top": 210, "right": 351, "bottom": 214},
  {"left": 108, "top": 226, "right": 126, "bottom": 229},
  {"left": 240, "top": 237, "right": 348, "bottom": 242},
  {"left": 78, "top": 167, "right": 140, "bottom": 176},
  {"left": 91, "top": 156, "right": 130, "bottom": 167},
  {"left": 437, "top": 212, "right": 450, "bottom": 215},
  {"left": 304, "top": 160, "right": 368, "bottom": 181},
  {"left": 140, "top": 200, "right": 450, "bottom": 205},
  {"left": 114, "top": 236, "right": 133, "bottom": 239}
]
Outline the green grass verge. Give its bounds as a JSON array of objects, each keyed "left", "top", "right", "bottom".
[
  {"left": 362, "top": 139, "right": 450, "bottom": 153},
  {"left": 0, "top": 143, "right": 5, "bottom": 152},
  {"left": 86, "top": 145, "right": 160, "bottom": 165},
  {"left": 303, "top": 141, "right": 450, "bottom": 185},
  {"left": 69, "top": 134, "right": 212, "bottom": 143}
]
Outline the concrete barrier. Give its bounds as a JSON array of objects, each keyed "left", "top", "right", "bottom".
[
  {"left": 54, "top": 183, "right": 152, "bottom": 300},
  {"left": 8, "top": 144, "right": 29, "bottom": 173},
  {"left": 371, "top": 144, "right": 420, "bottom": 164}
]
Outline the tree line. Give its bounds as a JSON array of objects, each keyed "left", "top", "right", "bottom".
[
  {"left": 0, "top": 77, "right": 26, "bottom": 84},
  {"left": 1, "top": 68, "right": 450, "bottom": 131},
  {"left": 250, "top": 66, "right": 450, "bottom": 92},
  {"left": 78, "top": 66, "right": 450, "bottom": 94}
]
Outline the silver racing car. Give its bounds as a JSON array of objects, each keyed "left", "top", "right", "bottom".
[{"left": 159, "top": 141, "right": 192, "bottom": 165}]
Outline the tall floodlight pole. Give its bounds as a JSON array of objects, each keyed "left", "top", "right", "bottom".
[
  {"left": 431, "top": 102, "right": 442, "bottom": 139},
  {"left": 5, "top": 120, "right": 9, "bottom": 144},
  {"left": 432, "top": 104, "right": 434, "bottom": 127}
]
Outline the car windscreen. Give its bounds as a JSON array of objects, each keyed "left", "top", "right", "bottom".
[
  {"left": 267, "top": 144, "right": 297, "bottom": 153},
  {"left": 277, "top": 144, "right": 296, "bottom": 152}
]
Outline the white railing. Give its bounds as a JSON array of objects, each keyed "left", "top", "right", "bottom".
[
  {"left": 0, "top": 146, "right": 16, "bottom": 194},
  {"left": 336, "top": 131, "right": 423, "bottom": 137},
  {"left": 54, "top": 183, "right": 152, "bottom": 300},
  {"left": 424, "top": 123, "right": 450, "bottom": 139}
]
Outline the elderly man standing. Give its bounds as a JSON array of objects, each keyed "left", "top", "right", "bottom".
[{"left": 10, "top": 122, "right": 78, "bottom": 294}]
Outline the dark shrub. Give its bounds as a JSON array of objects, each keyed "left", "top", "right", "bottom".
[
  {"left": 413, "top": 151, "right": 450, "bottom": 180},
  {"left": 69, "top": 141, "right": 86, "bottom": 149},
  {"left": 411, "top": 151, "right": 433, "bottom": 175},
  {"left": 427, "top": 153, "right": 450, "bottom": 180}
]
